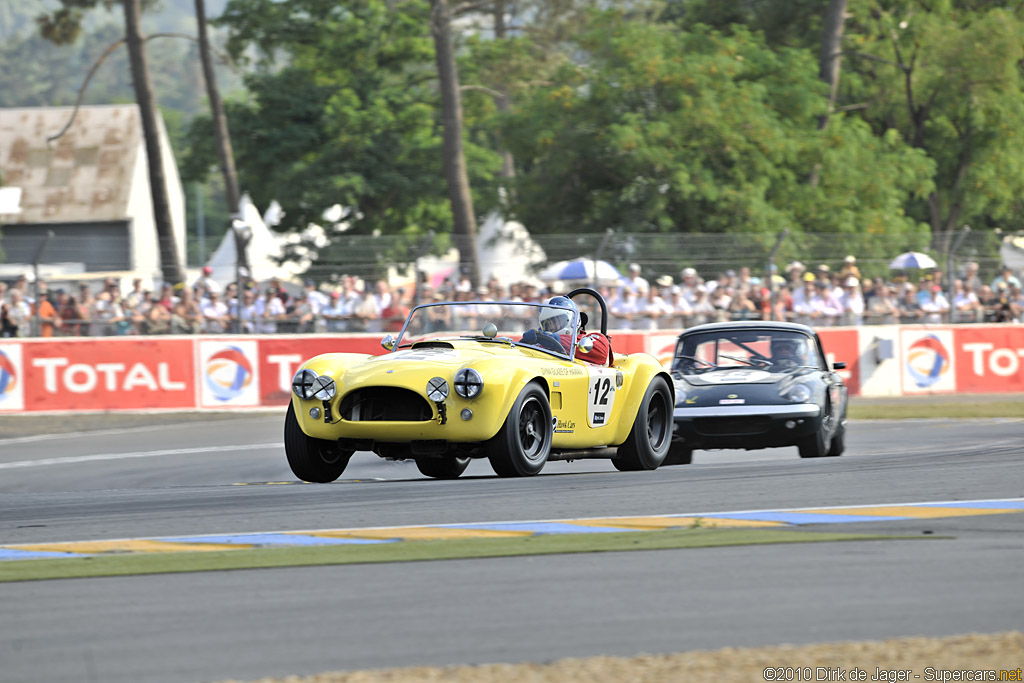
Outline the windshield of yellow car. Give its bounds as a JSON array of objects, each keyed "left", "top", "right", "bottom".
[{"left": 396, "top": 301, "right": 579, "bottom": 358}]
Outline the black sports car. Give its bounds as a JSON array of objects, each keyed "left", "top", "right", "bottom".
[{"left": 666, "top": 321, "right": 848, "bottom": 464}]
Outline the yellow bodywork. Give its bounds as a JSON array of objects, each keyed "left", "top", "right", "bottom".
[{"left": 291, "top": 340, "right": 670, "bottom": 452}]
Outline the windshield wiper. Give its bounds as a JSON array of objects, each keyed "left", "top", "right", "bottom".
[
  {"left": 677, "top": 354, "right": 717, "bottom": 368},
  {"left": 718, "top": 353, "right": 765, "bottom": 367}
]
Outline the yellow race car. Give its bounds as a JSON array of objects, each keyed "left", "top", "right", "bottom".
[{"left": 285, "top": 288, "right": 674, "bottom": 480}]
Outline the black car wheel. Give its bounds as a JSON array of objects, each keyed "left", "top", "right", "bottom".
[
  {"left": 416, "top": 456, "right": 471, "bottom": 479},
  {"left": 798, "top": 401, "right": 834, "bottom": 459},
  {"left": 488, "top": 383, "right": 552, "bottom": 477},
  {"left": 826, "top": 420, "right": 846, "bottom": 457},
  {"left": 284, "top": 402, "right": 353, "bottom": 482},
  {"left": 663, "top": 440, "right": 693, "bottom": 466},
  {"left": 614, "top": 377, "right": 673, "bottom": 471}
]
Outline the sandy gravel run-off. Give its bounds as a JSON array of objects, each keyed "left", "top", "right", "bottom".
[{"left": 222, "top": 632, "right": 1023, "bottom": 683}]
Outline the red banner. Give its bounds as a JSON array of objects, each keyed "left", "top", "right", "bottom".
[
  {"left": 818, "top": 328, "right": 861, "bottom": 396},
  {"left": 258, "top": 336, "right": 386, "bottom": 406},
  {"left": 20, "top": 338, "right": 195, "bottom": 411},
  {"left": 953, "top": 326, "right": 1024, "bottom": 394}
]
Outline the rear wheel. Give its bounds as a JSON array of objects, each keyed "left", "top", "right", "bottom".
[
  {"left": 416, "top": 456, "right": 471, "bottom": 479},
  {"left": 284, "top": 402, "right": 352, "bottom": 482},
  {"left": 488, "top": 384, "right": 551, "bottom": 477},
  {"left": 614, "top": 377, "right": 673, "bottom": 471}
]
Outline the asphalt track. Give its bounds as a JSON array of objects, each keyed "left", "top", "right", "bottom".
[{"left": 0, "top": 415, "right": 1022, "bottom": 683}]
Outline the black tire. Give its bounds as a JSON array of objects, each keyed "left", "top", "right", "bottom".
[
  {"left": 488, "top": 383, "right": 552, "bottom": 477},
  {"left": 614, "top": 377, "right": 673, "bottom": 471},
  {"left": 662, "top": 440, "right": 693, "bottom": 466},
  {"left": 826, "top": 420, "right": 846, "bottom": 457},
  {"left": 284, "top": 402, "right": 352, "bottom": 482},
  {"left": 416, "top": 456, "right": 471, "bottom": 479},
  {"left": 797, "top": 404, "right": 833, "bottom": 459}
]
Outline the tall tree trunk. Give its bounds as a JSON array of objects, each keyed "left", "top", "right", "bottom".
[
  {"left": 494, "top": 0, "right": 515, "bottom": 186},
  {"left": 430, "top": 0, "right": 481, "bottom": 287},
  {"left": 194, "top": 0, "right": 240, "bottom": 217},
  {"left": 818, "top": 0, "right": 848, "bottom": 130},
  {"left": 809, "top": 0, "right": 848, "bottom": 187},
  {"left": 124, "top": 0, "right": 184, "bottom": 285}
]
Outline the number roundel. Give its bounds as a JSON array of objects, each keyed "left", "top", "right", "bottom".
[{"left": 587, "top": 368, "right": 616, "bottom": 428}]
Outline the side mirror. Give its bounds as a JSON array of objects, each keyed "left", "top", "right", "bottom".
[
  {"left": 833, "top": 361, "right": 846, "bottom": 370},
  {"left": 577, "top": 336, "right": 594, "bottom": 355},
  {"left": 381, "top": 335, "right": 396, "bottom": 351}
]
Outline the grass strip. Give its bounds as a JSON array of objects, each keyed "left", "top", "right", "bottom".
[
  {"left": 847, "top": 401, "right": 1024, "bottom": 420},
  {"left": 0, "top": 528, "right": 912, "bottom": 583}
]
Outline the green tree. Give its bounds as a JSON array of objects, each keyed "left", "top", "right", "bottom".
[
  {"left": 843, "top": 2, "right": 1024, "bottom": 258},
  {"left": 502, "top": 14, "right": 933, "bottom": 261},
  {"left": 186, "top": 0, "right": 502, "bottom": 252}
]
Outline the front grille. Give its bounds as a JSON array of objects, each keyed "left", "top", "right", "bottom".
[
  {"left": 339, "top": 387, "right": 433, "bottom": 422},
  {"left": 693, "top": 416, "right": 773, "bottom": 437}
]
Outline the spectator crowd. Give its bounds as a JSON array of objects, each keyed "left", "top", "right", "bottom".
[{"left": 2, "top": 257, "right": 1023, "bottom": 338}]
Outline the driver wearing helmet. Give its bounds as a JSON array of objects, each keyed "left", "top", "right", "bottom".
[
  {"left": 522, "top": 296, "right": 612, "bottom": 365},
  {"left": 770, "top": 337, "right": 808, "bottom": 367}
]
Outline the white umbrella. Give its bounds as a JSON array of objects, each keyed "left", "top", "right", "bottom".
[
  {"left": 538, "top": 258, "right": 623, "bottom": 285},
  {"left": 889, "top": 251, "right": 937, "bottom": 270}
]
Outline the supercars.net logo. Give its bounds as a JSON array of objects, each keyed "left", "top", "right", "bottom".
[
  {"left": 204, "top": 346, "right": 253, "bottom": 401},
  {"left": 906, "top": 334, "right": 951, "bottom": 388},
  {"left": 0, "top": 350, "right": 17, "bottom": 402}
]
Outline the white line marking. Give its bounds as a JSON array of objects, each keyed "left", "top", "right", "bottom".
[
  {"left": 0, "top": 419, "right": 271, "bottom": 446},
  {"left": 0, "top": 443, "right": 281, "bottom": 469}
]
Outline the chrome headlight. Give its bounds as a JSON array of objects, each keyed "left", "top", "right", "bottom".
[
  {"left": 311, "top": 375, "right": 336, "bottom": 401},
  {"left": 292, "top": 369, "right": 319, "bottom": 400},
  {"left": 781, "top": 383, "right": 812, "bottom": 403},
  {"left": 454, "top": 368, "right": 483, "bottom": 399},
  {"left": 426, "top": 377, "right": 449, "bottom": 402}
]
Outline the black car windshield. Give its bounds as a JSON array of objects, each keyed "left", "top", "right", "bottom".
[
  {"left": 396, "top": 301, "right": 579, "bottom": 358},
  {"left": 674, "top": 329, "right": 820, "bottom": 373}
]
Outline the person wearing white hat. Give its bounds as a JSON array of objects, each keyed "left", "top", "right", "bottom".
[
  {"left": 838, "top": 277, "right": 864, "bottom": 326},
  {"left": 622, "top": 263, "right": 649, "bottom": 297}
]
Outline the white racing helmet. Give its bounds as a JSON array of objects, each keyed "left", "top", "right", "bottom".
[{"left": 539, "top": 296, "right": 578, "bottom": 335}]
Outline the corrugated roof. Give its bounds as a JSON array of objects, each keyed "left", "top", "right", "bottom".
[{"left": 0, "top": 104, "right": 141, "bottom": 224}]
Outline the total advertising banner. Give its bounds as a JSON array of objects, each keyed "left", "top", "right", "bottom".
[
  {"left": 0, "top": 326, "right": 1020, "bottom": 413},
  {"left": 0, "top": 343, "right": 24, "bottom": 412},
  {"left": 19, "top": 338, "right": 195, "bottom": 411},
  {"left": 953, "top": 326, "right": 1024, "bottom": 394}
]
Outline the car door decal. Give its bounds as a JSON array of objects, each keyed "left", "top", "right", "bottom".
[{"left": 587, "top": 366, "right": 617, "bottom": 428}]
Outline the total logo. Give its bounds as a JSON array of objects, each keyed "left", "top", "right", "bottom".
[
  {"left": 0, "top": 347, "right": 19, "bottom": 406},
  {"left": 904, "top": 333, "right": 952, "bottom": 389},
  {"left": 200, "top": 341, "right": 259, "bottom": 406},
  {"left": 204, "top": 346, "right": 254, "bottom": 402}
]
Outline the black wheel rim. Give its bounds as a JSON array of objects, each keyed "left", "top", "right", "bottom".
[
  {"left": 318, "top": 444, "right": 343, "bottom": 465},
  {"left": 518, "top": 396, "right": 547, "bottom": 462},
  {"left": 646, "top": 391, "right": 669, "bottom": 449}
]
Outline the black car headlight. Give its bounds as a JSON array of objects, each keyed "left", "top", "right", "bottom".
[
  {"left": 292, "top": 369, "right": 319, "bottom": 400},
  {"left": 454, "top": 368, "right": 483, "bottom": 399},
  {"left": 780, "top": 383, "right": 812, "bottom": 403}
]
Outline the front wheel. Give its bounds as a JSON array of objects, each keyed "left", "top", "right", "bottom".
[
  {"left": 662, "top": 440, "right": 693, "bottom": 466},
  {"left": 614, "top": 377, "right": 673, "bottom": 471},
  {"left": 416, "top": 456, "right": 471, "bottom": 479},
  {"left": 798, "top": 407, "right": 833, "bottom": 459},
  {"left": 488, "top": 383, "right": 552, "bottom": 477},
  {"left": 285, "top": 402, "right": 352, "bottom": 482}
]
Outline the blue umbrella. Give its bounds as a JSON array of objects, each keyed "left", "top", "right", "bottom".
[
  {"left": 538, "top": 258, "right": 623, "bottom": 285},
  {"left": 889, "top": 251, "right": 937, "bottom": 270}
]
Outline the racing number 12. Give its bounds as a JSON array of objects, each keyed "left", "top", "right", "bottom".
[{"left": 592, "top": 377, "right": 611, "bottom": 405}]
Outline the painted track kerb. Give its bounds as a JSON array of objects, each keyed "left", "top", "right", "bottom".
[{"left": 2, "top": 497, "right": 1022, "bottom": 563}]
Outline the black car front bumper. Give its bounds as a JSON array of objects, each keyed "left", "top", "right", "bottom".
[{"left": 672, "top": 403, "right": 822, "bottom": 450}]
